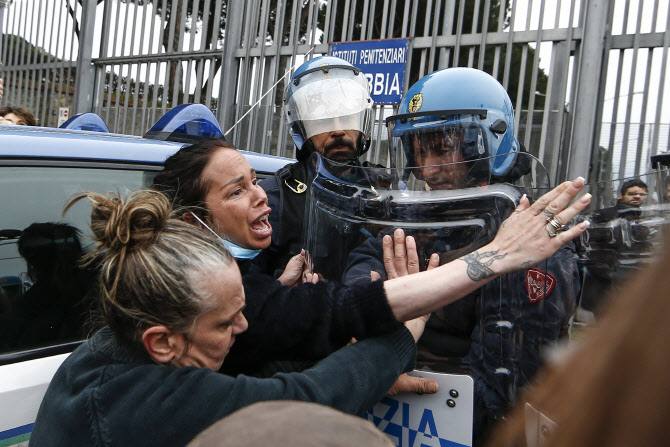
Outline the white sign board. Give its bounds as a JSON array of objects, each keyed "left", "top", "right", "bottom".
[
  {"left": 366, "top": 371, "right": 474, "bottom": 447},
  {"left": 57, "top": 107, "right": 69, "bottom": 127}
]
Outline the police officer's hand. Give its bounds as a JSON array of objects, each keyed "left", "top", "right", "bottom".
[
  {"left": 384, "top": 314, "right": 435, "bottom": 395},
  {"left": 277, "top": 249, "right": 319, "bottom": 287},
  {"left": 387, "top": 373, "right": 439, "bottom": 396},
  {"left": 372, "top": 228, "right": 440, "bottom": 280}
]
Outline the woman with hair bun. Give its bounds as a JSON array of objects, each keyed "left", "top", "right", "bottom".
[{"left": 30, "top": 190, "right": 424, "bottom": 447}]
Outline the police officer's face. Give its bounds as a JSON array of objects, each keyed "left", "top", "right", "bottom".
[
  {"left": 619, "top": 186, "right": 648, "bottom": 206},
  {"left": 308, "top": 129, "right": 360, "bottom": 162},
  {"left": 201, "top": 148, "right": 273, "bottom": 250},
  {"left": 412, "top": 130, "right": 469, "bottom": 190}
]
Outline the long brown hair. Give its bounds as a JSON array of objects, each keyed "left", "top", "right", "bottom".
[{"left": 488, "top": 231, "right": 670, "bottom": 446}]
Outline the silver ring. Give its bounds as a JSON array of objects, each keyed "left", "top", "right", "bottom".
[
  {"left": 547, "top": 217, "right": 565, "bottom": 231},
  {"left": 545, "top": 223, "right": 558, "bottom": 238}
]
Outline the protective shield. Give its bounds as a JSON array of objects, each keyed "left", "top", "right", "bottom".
[
  {"left": 303, "top": 152, "right": 579, "bottom": 445},
  {"left": 303, "top": 151, "right": 550, "bottom": 282},
  {"left": 574, "top": 170, "right": 670, "bottom": 320}
]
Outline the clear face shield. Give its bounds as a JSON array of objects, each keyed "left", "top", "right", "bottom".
[
  {"left": 302, "top": 151, "right": 581, "bottom": 425},
  {"left": 302, "top": 151, "right": 550, "bottom": 280},
  {"left": 389, "top": 115, "right": 488, "bottom": 186},
  {"left": 285, "top": 68, "right": 374, "bottom": 144}
]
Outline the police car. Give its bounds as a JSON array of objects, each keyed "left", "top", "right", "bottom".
[{"left": 0, "top": 105, "right": 292, "bottom": 446}]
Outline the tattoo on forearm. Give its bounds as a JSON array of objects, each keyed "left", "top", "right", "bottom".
[
  {"left": 520, "top": 260, "right": 534, "bottom": 269},
  {"left": 461, "top": 250, "right": 508, "bottom": 281}
]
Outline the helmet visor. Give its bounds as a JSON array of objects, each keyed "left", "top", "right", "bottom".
[
  {"left": 286, "top": 75, "right": 373, "bottom": 141},
  {"left": 388, "top": 112, "right": 497, "bottom": 188}
]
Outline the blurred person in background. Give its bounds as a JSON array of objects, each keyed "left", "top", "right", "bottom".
[
  {"left": 0, "top": 105, "right": 37, "bottom": 126},
  {"left": 591, "top": 178, "right": 649, "bottom": 224}
]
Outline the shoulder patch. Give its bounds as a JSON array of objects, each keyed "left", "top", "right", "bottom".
[{"left": 525, "top": 268, "right": 556, "bottom": 302}]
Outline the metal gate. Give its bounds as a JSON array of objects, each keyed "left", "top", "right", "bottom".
[{"left": 1, "top": 0, "right": 668, "bottom": 185}]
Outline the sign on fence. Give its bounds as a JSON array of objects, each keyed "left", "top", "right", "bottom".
[
  {"left": 57, "top": 108, "right": 69, "bottom": 127},
  {"left": 330, "top": 38, "right": 409, "bottom": 105}
]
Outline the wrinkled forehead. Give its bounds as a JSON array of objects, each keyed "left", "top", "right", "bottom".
[{"left": 203, "top": 148, "right": 252, "bottom": 186}]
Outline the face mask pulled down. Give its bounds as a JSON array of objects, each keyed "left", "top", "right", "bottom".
[{"left": 190, "top": 212, "right": 261, "bottom": 260}]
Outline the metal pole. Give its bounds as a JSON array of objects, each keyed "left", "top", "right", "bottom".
[
  {"left": 0, "top": 0, "right": 7, "bottom": 72},
  {"left": 565, "top": 0, "right": 610, "bottom": 181},
  {"left": 217, "top": 0, "right": 244, "bottom": 133},
  {"left": 73, "top": 0, "right": 98, "bottom": 114}
]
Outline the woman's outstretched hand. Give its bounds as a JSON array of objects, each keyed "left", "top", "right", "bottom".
[
  {"left": 370, "top": 229, "right": 440, "bottom": 281},
  {"left": 485, "top": 177, "right": 591, "bottom": 276},
  {"left": 277, "top": 249, "right": 319, "bottom": 287}
]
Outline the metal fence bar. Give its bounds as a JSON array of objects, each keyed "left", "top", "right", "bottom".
[
  {"left": 478, "top": 0, "right": 491, "bottom": 71},
  {"left": 502, "top": 0, "right": 517, "bottom": 90},
  {"left": 16, "top": 0, "right": 27, "bottom": 108},
  {"left": 467, "top": 0, "right": 480, "bottom": 67},
  {"left": 618, "top": 2, "right": 645, "bottom": 179},
  {"left": 566, "top": 0, "right": 610, "bottom": 181},
  {"left": 437, "top": 0, "right": 452, "bottom": 70},
  {"left": 651, "top": 3, "right": 670, "bottom": 156},
  {"left": 74, "top": 0, "right": 97, "bottom": 115},
  {"left": 523, "top": 0, "right": 546, "bottom": 153},
  {"left": 1, "top": 0, "right": 668, "bottom": 181},
  {"left": 130, "top": 1, "right": 148, "bottom": 131},
  {"left": 490, "top": 0, "right": 504, "bottom": 78},
  {"left": 32, "top": 0, "right": 46, "bottom": 122},
  {"left": 427, "top": 0, "right": 441, "bottom": 72},
  {"left": 514, "top": 3, "right": 532, "bottom": 142},
  {"left": 26, "top": 0, "right": 38, "bottom": 113}
]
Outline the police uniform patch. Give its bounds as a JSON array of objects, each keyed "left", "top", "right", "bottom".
[
  {"left": 525, "top": 268, "right": 556, "bottom": 302},
  {"left": 408, "top": 93, "right": 423, "bottom": 113}
]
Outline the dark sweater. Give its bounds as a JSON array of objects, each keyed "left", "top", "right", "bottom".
[
  {"left": 31, "top": 326, "right": 416, "bottom": 447},
  {"left": 223, "top": 267, "right": 403, "bottom": 375}
]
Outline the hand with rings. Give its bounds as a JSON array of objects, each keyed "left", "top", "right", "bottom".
[{"left": 486, "top": 177, "right": 591, "bottom": 275}]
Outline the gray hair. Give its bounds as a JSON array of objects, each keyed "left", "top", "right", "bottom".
[{"left": 65, "top": 190, "right": 234, "bottom": 350}]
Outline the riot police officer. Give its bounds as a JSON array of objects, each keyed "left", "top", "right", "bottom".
[
  {"left": 341, "top": 67, "right": 581, "bottom": 445},
  {"left": 255, "top": 55, "right": 376, "bottom": 278}
]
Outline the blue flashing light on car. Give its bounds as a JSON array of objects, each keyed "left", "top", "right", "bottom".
[
  {"left": 144, "top": 103, "right": 226, "bottom": 143},
  {"left": 59, "top": 113, "right": 111, "bottom": 133}
]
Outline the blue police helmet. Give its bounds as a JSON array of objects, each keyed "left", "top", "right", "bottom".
[
  {"left": 388, "top": 67, "right": 519, "bottom": 181},
  {"left": 284, "top": 56, "right": 374, "bottom": 158}
]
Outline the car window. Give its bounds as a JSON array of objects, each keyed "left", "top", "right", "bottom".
[{"left": 0, "top": 165, "right": 156, "bottom": 356}]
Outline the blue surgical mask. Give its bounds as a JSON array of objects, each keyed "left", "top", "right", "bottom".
[{"left": 190, "top": 212, "right": 261, "bottom": 260}]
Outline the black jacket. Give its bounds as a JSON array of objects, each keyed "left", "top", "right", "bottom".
[
  {"left": 222, "top": 261, "right": 404, "bottom": 376},
  {"left": 31, "top": 326, "right": 416, "bottom": 447}
]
